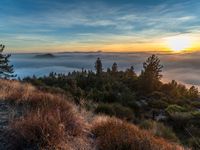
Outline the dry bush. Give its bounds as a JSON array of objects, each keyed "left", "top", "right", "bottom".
[
  {"left": 0, "top": 80, "right": 91, "bottom": 149},
  {"left": 9, "top": 97, "right": 91, "bottom": 149},
  {"left": 0, "top": 79, "right": 36, "bottom": 102},
  {"left": 91, "top": 116, "right": 185, "bottom": 150}
]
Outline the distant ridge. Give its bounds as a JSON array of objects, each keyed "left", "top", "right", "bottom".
[{"left": 34, "top": 53, "right": 55, "bottom": 58}]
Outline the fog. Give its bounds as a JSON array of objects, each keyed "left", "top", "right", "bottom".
[{"left": 10, "top": 52, "right": 200, "bottom": 88}]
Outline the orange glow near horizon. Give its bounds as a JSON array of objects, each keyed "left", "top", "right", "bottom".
[{"left": 8, "top": 37, "right": 200, "bottom": 53}]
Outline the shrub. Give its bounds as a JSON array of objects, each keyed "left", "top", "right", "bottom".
[
  {"left": 149, "top": 91, "right": 166, "bottom": 100},
  {"left": 188, "top": 137, "right": 200, "bottom": 150},
  {"left": 165, "top": 105, "right": 188, "bottom": 115},
  {"left": 0, "top": 80, "right": 91, "bottom": 149},
  {"left": 191, "top": 101, "right": 200, "bottom": 109},
  {"left": 95, "top": 103, "right": 115, "bottom": 116},
  {"left": 95, "top": 103, "right": 134, "bottom": 121},
  {"left": 92, "top": 117, "right": 183, "bottom": 150},
  {"left": 10, "top": 100, "right": 87, "bottom": 149},
  {"left": 139, "top": 120, "right": 179, "bottom": 142},
  {"left": 168, "top": 112, "right": 193, "bottom": 131},
  {"left": 148, "top": 99, "right": 169, "bottom": 109},
  {"left": 139, "top": 119, "right": 155, "bottom": 130}
]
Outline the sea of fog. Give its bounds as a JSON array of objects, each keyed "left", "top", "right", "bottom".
[{"left": 10, "top": 52, "right": 200, "bottom": 88}]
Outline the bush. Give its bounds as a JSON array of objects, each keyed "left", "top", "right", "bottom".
[
  {"left": 95, "top": 103, "right": 134, "bottom": 121},
  {"left": 149, "top": 91, "right": 166, "bottom": 100},
  {"left": 0, "top": 80, "right": 90, "bottom": 149},
  {"left": 188, "top": 137, "right": 200, "bottom": 150},
  {"left": 168, "top": 112, "right": 193, "bottom": 130},
  {"left": 165, "top": 105, "right": 188, "bottom": 115},
  {"left": 139, "top": 120, "right": 179, "bottom": 142},
  {"left": 191, "top": 101, "right": 200, "bottom": 109},
  {"left": 95, "top": 103, "right": 115, "bottom": 116},
  {"left": 148, "top": 99, "right": 169, "bottom": 109},
  {"left": 10, "top": 100, "right": 87, "bottom": 149},
  {"left": 92, "top": 117, "right": 183, "bottom": 150}
]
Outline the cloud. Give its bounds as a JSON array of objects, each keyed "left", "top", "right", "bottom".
[
  {"left": 10, "top": 52, "right": 200, "bottom": 89},
  {"left": 0, "top": 0, "right": 200, "bottom": 51}
]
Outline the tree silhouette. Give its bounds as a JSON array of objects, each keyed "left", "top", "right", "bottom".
[
  {"left": 126, "top": 66, "right": 136, "bottom": 77},
  {"left": 188, "top": 86, "right": 199, "bottom": 99},
  {"left": 112, "top": 62, "right": 118, "bottom": 73},
  {"left": 139, "top": 54, "right": 163, "bottom": 94},
  {"left": 95, "top": 57, "right": 103, "bottom": 75},
  {"left": 0, "top": 44, "right": 15, "bottom": 78}
]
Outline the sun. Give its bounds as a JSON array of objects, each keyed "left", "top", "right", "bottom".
[{"left": 166, "top": 36, "right": 191, "bottom": 52}]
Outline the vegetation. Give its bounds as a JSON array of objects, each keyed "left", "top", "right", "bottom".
[
  {"left": 0, "top": 50, "right": 199, "bottom": 149},
  {"left": 92, "top": 117, "right": 183, "bottom": 150},
  {"left": 95, "top": 103, "right": 134, "bottom": 121},
  {"left": 22, "top": 55, "right": 200, "bottom": 149},
  {"left": 0, "top": 44, "right": 15, "bottom": 78},
  {"left": 0, "top": 79, "right": 184, "bottom": 150}
]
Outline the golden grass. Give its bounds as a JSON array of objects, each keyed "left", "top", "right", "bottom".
[
  {"left": 91, "top": 116, "right": 186, "bottom": 150},
  {"left": 0, "top": 79, "right": 91, "bottom": 149},
  {"left": 0, "top": 79, "right": 187, "bottom": 149},
  {"left": 10, "top": 107, "right": 89, "bottom": 149}
]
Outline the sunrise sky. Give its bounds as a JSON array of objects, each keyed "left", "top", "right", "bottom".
[{"left": 1, "top": 0, "right": 200, "bottom": 53}]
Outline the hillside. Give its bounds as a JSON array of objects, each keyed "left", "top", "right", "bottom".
[
  {"left": 0, "top": 79, "right": 186, "bottom": 150},
  {"left": 34, "top": 53, "right": 55, "bottom": 58}
]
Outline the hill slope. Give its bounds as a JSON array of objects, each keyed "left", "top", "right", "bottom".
[{"left": 0, "top": 79, "right": 187, "bottom": 150}]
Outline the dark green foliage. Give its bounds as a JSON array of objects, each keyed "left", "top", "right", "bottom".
[
  {"left": 139, "top": 55, "right": 163, "bottom": 94},
  {"left": 161, "top": 80, "right": 188, "bottom": 100},
  {"left": 148, "top": 99, "right": 168, "bottom": 109},
  {"left": 165, "top": 104, "right": 188, "bottom": 115},
  {"left": 95, "top": 103, "right": 134, "bottom": 121},
  {"left": 139, "top": 120, "right": 179, "bottom": 142},
  {"left": 111, "top": 62, "right": 118, "bottom": 73},
  {"left": 188, "top": 86, "right": 199, "bottom": 100},
  {"left": 95, "top": 57, "right": 103, "bottom": 75},
  {"left": 0, "top": 44, "right": 15, "bottom": 78},
  {"left": 188, "top": 137, "right": 200, "bottom": 150},
  {"left": 191, "top": 101, "right": 200, "bottom": 108}
]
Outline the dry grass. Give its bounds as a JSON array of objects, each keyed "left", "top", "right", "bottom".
[
  {"left": 0, "top": 79, "right": 91, "bottom": 149},
  {"left": 0, "top": 79, "right": 36, "bottom": 101},
  {"left": 10, "top": 106, "right": 89, "bottom": 149},
  {"left": 91, "top": 116, "right": 186, "bottom": 150},
  {"left": 0, "top": 79, "right": 187, "bottom": 149}
]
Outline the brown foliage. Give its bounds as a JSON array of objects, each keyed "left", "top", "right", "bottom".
[{"left": 92, "top": 116, "right": 185, "bottom": 150}]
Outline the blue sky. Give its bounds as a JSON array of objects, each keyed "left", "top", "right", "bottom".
[{"left": 0, "top": 0, "right": 200, "bottom": 52}]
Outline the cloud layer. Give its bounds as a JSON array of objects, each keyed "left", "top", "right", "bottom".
[{"left": 11, "top": 52, "right": 200, "bottom": 89}]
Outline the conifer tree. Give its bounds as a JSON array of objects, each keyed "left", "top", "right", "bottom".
[
  {"left": 95, "top": 57, "right": 103, "bottom": 75},
  {"left": 139, "top": 54, "right": 163, "bottom": 93},
  {"left": 0, "top": 44, "right": 15, "bottom": 78},
  {"left": 112, "top": 62, "right": 118, "bottom": 73},
  {"left": 126, "top": 66, "right": 136, "bottom": 77}
]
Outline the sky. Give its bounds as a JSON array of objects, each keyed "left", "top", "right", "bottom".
[{"left": 1, "top": 0, "right": 200, "bottom": 53}]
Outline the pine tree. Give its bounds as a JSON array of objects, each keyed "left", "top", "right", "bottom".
[
  {"left": 112, "top": 62, "right": 118, "bottom": 73},
  {"left": 139, "top": 54, "right": 163, "bottom": 94},
  {"left": 188, "top": 86, "right": 199, "bottom": 99},
  {"left": 95, "top": 57, "right": 103, "bottom": 75},
  {"left": 0, "top": 44, "right": 15, "bottom": 78},
  {"left": 126, "top": 66, "right": 136, "bottom": 77}
]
